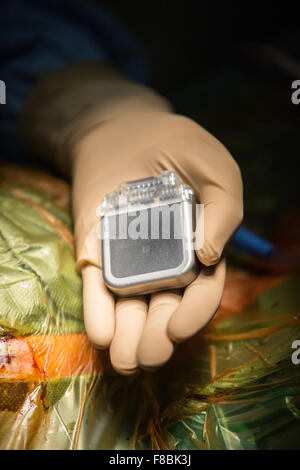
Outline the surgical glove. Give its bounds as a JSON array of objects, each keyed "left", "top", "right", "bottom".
[{"left": 20, "top": 63, "right": 243, "bottom": 374}]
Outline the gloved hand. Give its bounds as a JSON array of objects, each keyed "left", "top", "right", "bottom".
[{"left": 20, "top": 63, "right": 243, "bottom": 374}]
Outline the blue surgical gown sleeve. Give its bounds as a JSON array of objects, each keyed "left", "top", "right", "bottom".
[{"left": 0, "top": 0, "right": 150, "bottom": 158}]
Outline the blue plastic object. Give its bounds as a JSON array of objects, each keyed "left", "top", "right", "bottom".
[{"left": 231, "top": 226, "right": 275, "bottom": 259}]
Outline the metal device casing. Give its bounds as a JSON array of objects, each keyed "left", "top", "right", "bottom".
[{"left": 100, "top": 173, "right": 199, "bottom": 296}]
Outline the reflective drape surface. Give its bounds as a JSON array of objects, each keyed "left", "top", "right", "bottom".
[{"left": 0, "top": 165, "right": 299, "bottom": 450}]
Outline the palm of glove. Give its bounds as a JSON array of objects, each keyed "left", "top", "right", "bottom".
[{"left": 72, "top": 112, "right": 243, "bottom": 374}]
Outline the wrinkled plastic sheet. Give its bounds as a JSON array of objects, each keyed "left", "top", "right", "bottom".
[{"left": 0, "top": 165, "right": 300, "bottom": 450}]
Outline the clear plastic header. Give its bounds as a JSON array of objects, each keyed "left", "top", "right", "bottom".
[{"left": 99, "top": 171, "right": 194, "bottom": 216}]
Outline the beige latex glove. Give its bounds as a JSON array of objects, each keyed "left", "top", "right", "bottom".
[{"left": 20, "top": 63, "right": 243, "bottom": 374}]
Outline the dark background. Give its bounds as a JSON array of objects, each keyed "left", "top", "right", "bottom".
[
  {"left": 97, "top": 1, "right": 300, "bottom": 93},
  {"left": 96, "top": 1, "right": 300, "bottom": 236}
]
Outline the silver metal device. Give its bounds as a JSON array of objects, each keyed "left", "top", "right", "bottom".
[{"left": 100, "top": 171, "right": 199, "bottom": 296}]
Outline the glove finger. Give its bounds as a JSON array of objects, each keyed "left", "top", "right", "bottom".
[
  {"left": 137, "top": 290, "right": 182, "bottom": 370},
  {"left": 195, "top": 194, "right": 243, "bottom": 266},
  {"left": 110, "top": 296, "right": 148, "bottom": 375},
  {"left": 82, "top": 265, "right": 115, "bottom": 349},
  {"left": 167, "top": 259, "right": 226, "bottom": 343}
]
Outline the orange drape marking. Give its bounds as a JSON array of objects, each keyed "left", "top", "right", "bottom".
[{"left": 0, "top": 333, "right": 103, "bottom": 381}]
